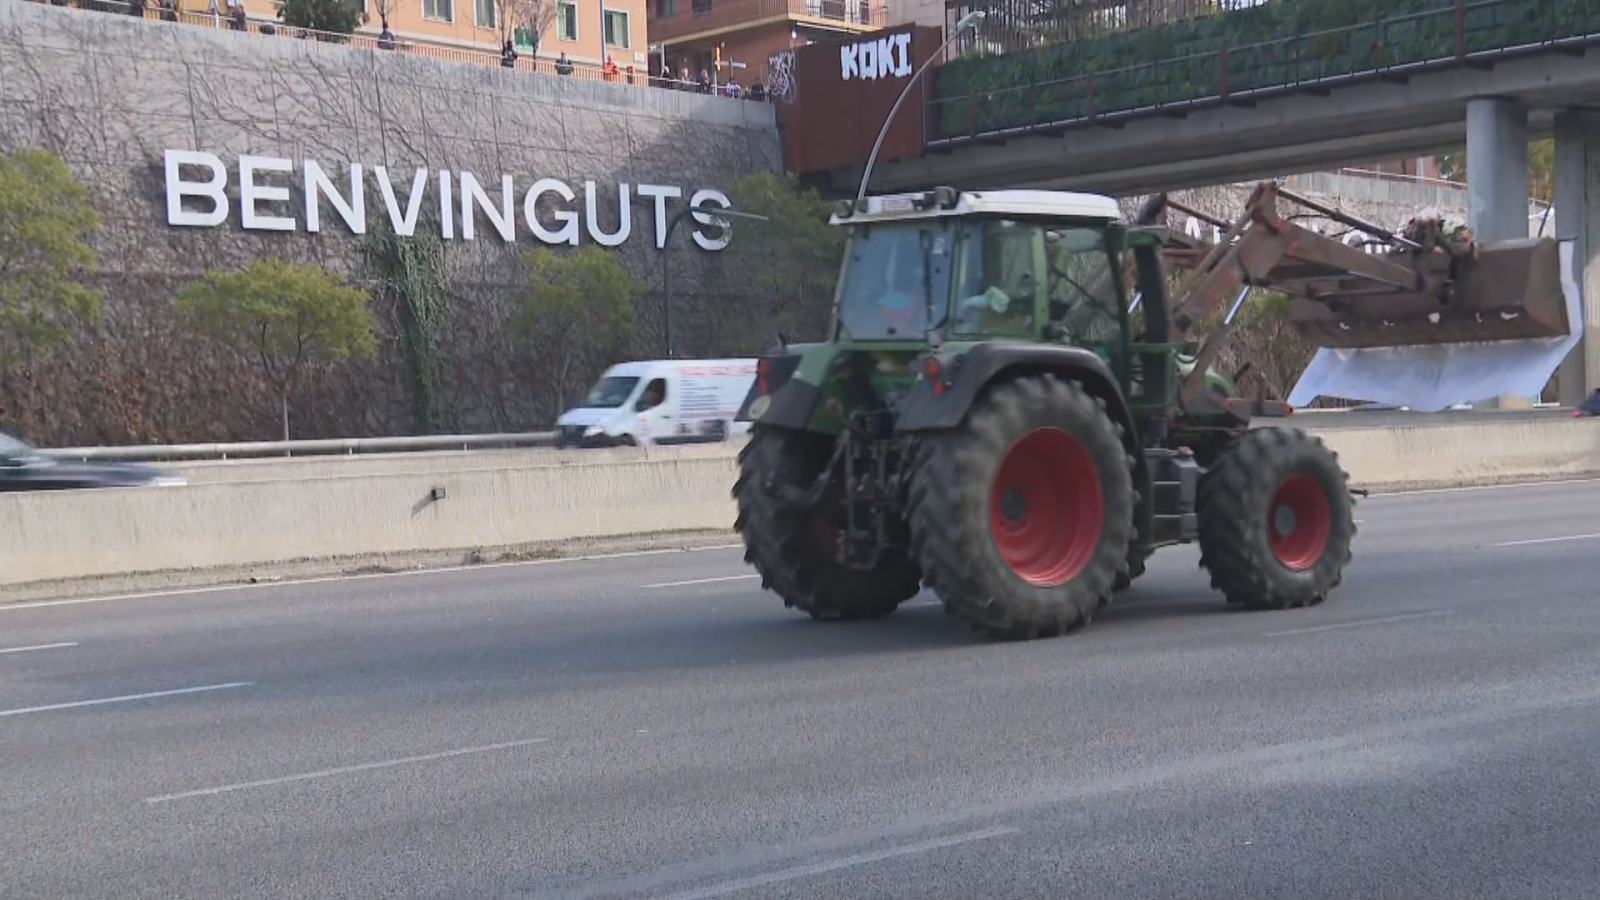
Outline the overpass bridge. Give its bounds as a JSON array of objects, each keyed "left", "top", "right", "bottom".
[
  {"left": 814, "top": 0, "right": 1599, "bottom": 197},
  {"left": 772, "top": 0, "right": 1600, "bottom": 405}
]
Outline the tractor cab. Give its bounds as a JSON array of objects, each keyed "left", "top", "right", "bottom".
[{"left": 825, "top": 188, "right": 1130, "bottom": 359}]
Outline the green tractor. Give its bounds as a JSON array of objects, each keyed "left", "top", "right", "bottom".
[{"left": 732, "top": 178, "right": 1548, "bottom": 640}]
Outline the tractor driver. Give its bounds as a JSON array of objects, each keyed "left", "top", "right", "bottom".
[
  {"left": 953, "top": 222, "right": 1036, "bottom": 336},
  {"left": 872, "top": 238, "right": 929, "bottom": 336}
]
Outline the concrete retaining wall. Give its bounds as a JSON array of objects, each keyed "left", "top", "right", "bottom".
[{"left": 4, "top": 420, "right": 1598, "bottom": 592}]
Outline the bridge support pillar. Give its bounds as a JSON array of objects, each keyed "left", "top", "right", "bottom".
[
  {"left": 1554, "top": 110, "right": 1600, "bottom": 408},
  {"left": 1465, "top": 97, "right": 1533, "bottom": 409}
]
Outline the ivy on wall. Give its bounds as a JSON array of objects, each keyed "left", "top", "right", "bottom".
[
  {"left": 932, "top": 0, "right": 1597, "bottom": 138},
  {"left": 363, "top": 218, "right": 452, "bottom": 435}
]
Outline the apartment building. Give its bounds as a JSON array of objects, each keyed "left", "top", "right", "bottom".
[
  {"left": 647, "top": 0, "right": 885, "bottom": 92},
  {"left": 224, "top": 0, "right": 651, "bottom": 71}
]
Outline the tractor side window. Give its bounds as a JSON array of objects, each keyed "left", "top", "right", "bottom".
[
  {"left": 951, "top": 220, "right": 1041, "bottom": 338},
  {"left": 1046, "top": 228, "right": 1121, "bottom": 346},
  {"left": 635, "top": 378, "right": 667, "bottom": 411}
]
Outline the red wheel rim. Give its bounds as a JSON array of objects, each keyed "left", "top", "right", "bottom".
[
  {"left": 1269, "top": 473, "right": 1332, "bottom": 570},
  {"left": 988, "top": 427, "right": 1105, "bottom": 587}
]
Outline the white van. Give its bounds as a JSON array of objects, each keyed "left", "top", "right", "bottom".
[{"left": 555, "top": 358, "right": 759, "bottom": 448}]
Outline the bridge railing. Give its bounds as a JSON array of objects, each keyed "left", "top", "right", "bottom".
[{"left": 927, "top": 0, "right": 1600, "bottom": 145}]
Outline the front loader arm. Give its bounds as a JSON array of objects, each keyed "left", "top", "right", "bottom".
[
  {"left": 1147, "top": 183, "right": 1303, "bottom": 421},
  {"left": 1147, "top": 181, "right": 1494, "bottom": 422}
]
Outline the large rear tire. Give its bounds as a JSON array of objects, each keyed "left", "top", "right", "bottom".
[
  {"left": 907, "top": 374, "right": 1137, "bottom": 640},
  {"left": 1196, "top": 426, "right": 1357, "bottom": 609},
  {"left": 1113, "top": 546, "right": 1148, "bottom": 592},
  {"left": 733, "top": 424, "right": 923, "bottom": 620}
]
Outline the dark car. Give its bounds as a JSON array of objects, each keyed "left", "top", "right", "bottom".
[
  {"left": 0, "top": 432, "right": 184, "bottom": 493},
  {"left": 1577, "top": 389, "right": 1600, "bottom": 418}
]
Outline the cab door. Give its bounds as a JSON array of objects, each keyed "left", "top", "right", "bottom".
[{"left": 633, "top": 375, "right": 672, "bottom": 445}]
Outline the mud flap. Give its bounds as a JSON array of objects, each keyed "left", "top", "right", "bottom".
[{"left": 1287, "top": 240, "right": 1585, "bottom": 411}]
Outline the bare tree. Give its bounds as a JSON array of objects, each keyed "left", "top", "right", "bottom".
[
  {"left": 496, "top": 0, "right": 558, "bottom": 56},
  {"left": 371, "top": 0, "right": 398, "bottom": 25}
]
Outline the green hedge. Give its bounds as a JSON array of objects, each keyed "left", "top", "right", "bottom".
[{"left": 931, "top": 0, "right": 1597, "bottom": 138}]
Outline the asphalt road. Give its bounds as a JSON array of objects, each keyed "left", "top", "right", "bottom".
[{"left": 4, "top": 477, "right": 1600, "bottom": 900}]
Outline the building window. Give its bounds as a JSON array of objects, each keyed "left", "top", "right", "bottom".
[
  {"left": 475, "top": 0, "right": 495, "bottom": 28},
  {"left": 423, "top": 0, "right": 452, "bottom": 21},
  {"left": 513, "top": 26, "right": 536, "bottom": 49},
  {"left": 603, "top": 8, "right": 628, "bottom": 47},
  {"left": 654, "top": 0, "right": 674, "bottom": 17},
  {"left": 692, "top": 0, "right": 710, "bottom": 15},
  {"left": 557, "top": 0, "right": 578, "bottom": 40}
]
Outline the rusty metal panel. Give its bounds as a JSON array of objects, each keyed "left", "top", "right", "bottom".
[{"left": 775, "top": 24, "right": 941, "bottom": 176}]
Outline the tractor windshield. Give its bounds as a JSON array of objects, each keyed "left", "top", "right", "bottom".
[{"left": 834, "top": 221, "right": 954, "bottom": 341}]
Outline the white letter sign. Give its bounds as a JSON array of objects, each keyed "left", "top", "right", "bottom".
[
  {"left": 238, "top": 155, "right": 295, "bottom": 232},
  {"left": 524, "top": 178, "right": 581, "bottom": 246},
  {"left": 637, "top": 183, "right": 684, "bottom": 249},
  {"left": 160, "top": 150, "right": 733, "bottom": 252},
  {"left": 585, "top": 181, "right": 632, "bottom": 248},
  {"left": 164, "top": 149, "right": 228, "bottom": 227},
  {"left": 304, "top": 160, "right": 366, "bottom": 235},
  {"left": 690, "top": 188, "right": 732, "bottom": 251}
]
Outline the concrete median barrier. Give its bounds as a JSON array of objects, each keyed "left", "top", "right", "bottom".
[
  {"left": 2, "top": 420, "right": 1597, "bottom": 598},
  {"left": 0, "top": 442, "right": 747, "bottom": 594},
  {"left": 1316, "top": 418, "right": 1600, "bottom": 492}
]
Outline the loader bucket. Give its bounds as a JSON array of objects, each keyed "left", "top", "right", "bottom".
[{"left": 1288, "top": 236, "right": 1570, "bottom": 349}]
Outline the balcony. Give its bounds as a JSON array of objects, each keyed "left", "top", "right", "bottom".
[{"left": 649, "top": 0, "right": 882, "bottom": 44}]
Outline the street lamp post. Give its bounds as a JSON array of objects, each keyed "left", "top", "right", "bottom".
[
  {"left": 660, "top": 204, "right": 770, "bottom": 358},
  {"left": 855, "top": 9, "right": 987, "bottom": 209}
]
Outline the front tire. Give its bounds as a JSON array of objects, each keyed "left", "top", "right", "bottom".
[
  {"left": 1196, "top": 426, "right": 1357, "bottom": 610},
  {"left": 907, "top": 374, "right": 1136, "bottom": 640},
  {"left": 733, "top": 425, "right": 923, "bottom": 620}
]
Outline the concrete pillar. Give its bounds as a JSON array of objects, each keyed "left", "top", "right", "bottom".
[
  {"left": 1465, "top": 98, "right": 1533, "bottom": 409},
  {"left": 1554, "top": 110, "right": 1600, "bottom": 408}
]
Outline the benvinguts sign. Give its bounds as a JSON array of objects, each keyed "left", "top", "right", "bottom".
[{"left": 163, "top": 149, "right": 734, "bottom": 251}]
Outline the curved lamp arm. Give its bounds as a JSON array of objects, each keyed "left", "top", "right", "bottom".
[{"left": 854, "top": 9, "right": 987, "bottom": 210}]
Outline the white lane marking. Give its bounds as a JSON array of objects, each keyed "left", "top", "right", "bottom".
[
  {"left": 1265, "top": 610, "right": 1456, "bottom": 637},
  {"left": 1361, "top": 476, "right": 1600, "bottom": 498},
  {"left": 643, "top": 574, "right": 760, "bottom": 589},
  {"left": 0, "top": 641, "right": 79, "bottom": 656},
  {"left": 0, "top": 681, "right": 252, "bottom": 718},
  {"left": 1487, "top": 532, "right": 1600, "bottom": 548},
  {"left": 144, "top": 736, "right": 550, "bottom": 804},
  {"left": 653, "top": 826, "right": 1020, "bottom": 900},
  {"left": 0, "top": 544, "right": 746, "bottom": 612}
]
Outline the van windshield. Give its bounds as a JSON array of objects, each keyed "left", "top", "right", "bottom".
[{"left": 580, "top": 376, "right": 640, "bottom": 409}]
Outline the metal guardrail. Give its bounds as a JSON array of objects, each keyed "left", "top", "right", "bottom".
[
  {"left": 40, "top": 431, "right": 560, "bottom": 462},
  {"left": 38, "top": 406, "right": 1571, "bottom": 461}
]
